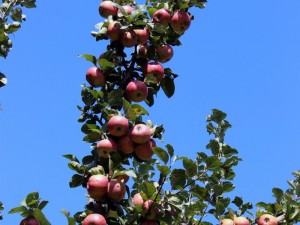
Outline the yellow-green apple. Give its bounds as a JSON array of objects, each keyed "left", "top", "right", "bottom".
[
  {"left": 117, "top": 135, "right": 135, "bottom": 154},
  {"left": 132, "top": 192, "right": 144, "bottom": 207},
  {"left": 152, "top": 8, "right": 171, "bottom": 26},
  {"left": 20, "top": 217, "right": 39, "bottom": 225},
  {"left": 82, "top": 213, "right": 107, "bottom": 225},
  {"left": 99, "top": 1, "right": 118, "bottom": 18},
  {"left": 156, "top": 44, "right": 173, "bottom": 63},
  {"left": 96, "top": 138, "right": 117, "bottom": 158},
  {"left": 234, "top": 217, "right": 250, "bottom": 225},
  {"left": 257, "top": 214, "right": 278, "bottom": 225},
  {"left": 87, "top": 174, "right": 109, "bottom": 201},
  {"left": 121, "top": 30, "right": 137, "bottom": 48},
  {"left": 107, "top": 21, "right": 121, "bottom": 41},
  {"left": 134, "top": 139, "right": 156, "bottom": 161},
  {"left": 220, "top": 219, "right": 234, "bottom": 225},
  {"left": 134, "top": 28, "right": 149, "bottom": 45},
  {"left": 170, "top": 11, "right": 191, "bottom": 34},
  {"left": 126, "top": 80, "right": 148, "bottom": 102},
  {"left": 86, "top": 66, "right": 105, "bottom": 87},
  {"left": 130, "top": 124, "right": 151, "bottom": 144},
  {"left": 144, "top": 62, "right": 164, "bottom": 83},
  {"left": 107, "top": 115, "right": 129, "bottom": 137},
  {"left": 107, "top": 179, "right": 126, "bottom": 202}
]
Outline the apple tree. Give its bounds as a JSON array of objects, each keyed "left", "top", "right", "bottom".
[
  {"left": 3, "top": 0, "right": 300, "bottom": 225},
  {"left": 61, "top": 0, "right": 300, "bottom": 225},
  {"left": 0, "top": 0, "right": 36, "bottom": 88}
]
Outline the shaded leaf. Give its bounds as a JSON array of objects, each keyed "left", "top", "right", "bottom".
[
  {"left": 170, "top": 169, "right": 186, "bottom": 190},
  {"left": 153, "top": 147, "right": 169, "bottom": 164}
]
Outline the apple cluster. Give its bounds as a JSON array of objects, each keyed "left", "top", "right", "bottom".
[{"left": 220, "top": 214, "right": 278, "bottom": 225}]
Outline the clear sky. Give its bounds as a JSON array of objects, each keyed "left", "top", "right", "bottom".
[{"left": 1, "top": 1, "right": 300, "bottom": 224}]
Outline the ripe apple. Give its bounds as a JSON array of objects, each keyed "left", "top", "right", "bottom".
[
  {"left": 140, "top": 220, "right": 159, "bottom": 225},
  {"left": 20, "top": 217, "right": 39, "bottom": 225},
  {"left": 126, "top": 80, "right": 148, "bottom": 102},
  {"left": 234, "top": 216, "right": 250, "bottom": 225},
  {"left": 82, "top": 213, "right": 107, "bottom": 225},
  {"left": 144, "top": 62, "right": 164, "bottom": 83},
  {"left": 118, "top": 135, "right": 135, "bottom": 154},
  {"left": 118, "top": 5, "right": 135, "bottom": 15},
  {"left": 121, "top": 30, "right": 137, "bottom": 48},
  {"left": 130, "top": 124, "right": 151, "bottom": 144},
  {"left": 96, "top": 138, "right": 117, "bottom": 158},
  {"left": 137, "top": 44, "right": 150, "bottom": 58},
  {"left": 98, "top": 1, "right": 118, "bottom": 18},
  {"left": 134, "top": 28, "right": 149, "bottom": 45},
  {"left": 152, "top": 8, "right": 171, "bottom": 26},
  {"left": 107, "top": 115, "right": 129, "bottom": 137},
  {"left": 170, "top": 11, "right": 191, "bottom": 34},
  {"left": 156, "top": 44, "right": 173, "bottom": 63},
  {"left": 87, "top": 174, "right": 109, "bottom": 201},
  {"left": 141, "top": 200, "right": 159, "bottom": 219},
  {"left": 86, "top": 66, "right": 105, "bottom": 87},
  {"left": 220, "top": 219, "right": 234, "bottom": 225},
  {"left": 134, "top": 139, "right": 156, "bottom": 161},
  {"left": 257, "top": 214, "right": 278, "bottom": 225},
  {"left": 107, "top": 179, "right": 126, "bottom": 202},
  {"left": 132, "top": 192, "right": 144, "bottom": 206},
  {"left": 106, "top": 21, "right": 121, "bottom": 41}
]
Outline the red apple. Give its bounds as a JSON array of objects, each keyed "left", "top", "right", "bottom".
[
  {"left": 86, "top": 66, "right": 105, "bottom": 87},
  {"left": 134, "top": 28, "right": 149, "bottom": 45},
  {"left": 220, "top": 219, "right": 234, "bottom": 225},
  {"left": 82, "top": 213, "right": 107, "bottom": 225},
  {"left": 130, "top": 124, "right": 151, "bottom": 144},
  {"left": 144, "top": 62, "right": 164, "bottom": 83},
  {"left": 152, "top": 8, "right": 171, "bottom": 26},
  {"left": 134, "top": 139, "right": 156, "bottom": 161},
  {"left": 20, "top": 217, "right": 39, "bottom": 225},
  {"left": 118, "top": 135, "right": 135, "bottom": 154},
  {"left": 141, "top": 200, "right": 159, "bottom": 219},
  {"left": 107, "top": 21, "right": 121, "bottom": 41},
  {"left": 234, "top": 217, "right": 250, "bottom": 225},
  {"left": 107, "top": 115, "right": 129, "bottom": 137},
  {"left": 257, "top": 214, "right": 278, "bottom": 225},
  {"left": 132, "top": 192, "right": 144, "bottom": 206},
  {"left": 126, "top": 80, "right": 148, "bottom": 102},
  {"left": 170, "top": 11, "right": 191, "bottom": 34},
  {"left": 121, "top": 30, "right": 137, "bottom": 48},
  {"left": 156, "top": 44, "right": 174, "bottom": 63},
  {"left": 99, "top": 1, "right": 118, "bottom": 18},
  {"left": 87, "top": 174, "right": 109, "bottom": 201},
  {"left": 107, "top": 179, "right": 126, "bottom": 202},
  {"left": 118, "top": 5, "right": 135, "bottom": 15},
  {"left": 137, "top": 44, "right": 150, "bottom": 58},
  {"left": 96, "top": 138, "right": 117, "bottom": 158}
]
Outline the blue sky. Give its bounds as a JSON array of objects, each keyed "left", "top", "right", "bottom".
[{"left": 1, "top": 1, "right": 300, "bottom": 224}]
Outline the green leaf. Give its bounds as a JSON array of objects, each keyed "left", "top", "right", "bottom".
[
  {"left": 143, "top": 182, "right": 157, "bottom": 198},
  {"left": 182, "top": 158, "right": 197, "bottom": 176},
  {"left": 11, "top": 8, "right": 23, "bottom": 22},
  {"left": 161, "top": 76, "right": 175, "bottom": 98},
  {"left": 88, "top": 165, "right": 105, "bottom": 175},
  {"left": 165, "top": 144, "right": 174, "bottom": 158},
  {"left": 157, "top": 165, "right": 171, "bottom": 176},
  {"left": 61, "top": 209, "right": 76, "bottom": 225},
  {"left": 34, "top": 208, "right": 51, "bottom": 225},
  {"left": 170, "top": 169, "right": 186, "bottom": 190},
  {"left": 153, "top": 147, "right": 169, "bottom": 164},
  {"left": 108, "top": 89, "right": 125, "bottom": 107},
  {"left": 37, "top": 201, "right": 48, "bottom": 210},
  {"left": 68, "top": 161, "right": 85, "bottom": 174},
  {"left": 8, "top": 206, "right": 28, "bottom": 214},
  {"left": 0, "top": 72, "right": 7, "bottom": 87},
  {"left": 69, "top": 174, "right": 84, "bottom": 188},
  {"left": 79, "top": 54, "right": 97, "bottom": 65},
  {"left": 63, "top": 154, "right": 79, "bottom": 163},
  {"left": 98, "top": 58, "right": 115, "bottom": 70},
  {"left": 232, "top": 196, "right": 243, "bottom": 207},
  {"left": 206, "top": 156, "right": 221, "bottom": 170},
  {"left": 82, "top": 155, "right": 94, "bottom": 165},
  {"left": 25, "top": 192, "right": 40, "bottom": 208},
  {"left": 5, "top": 22, "right": 21, "bottom": 34},
  {"left": 272, "top": 187, "right": 284, "bottom": 201}
]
